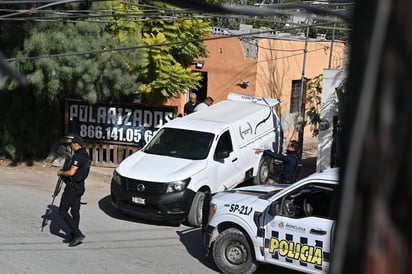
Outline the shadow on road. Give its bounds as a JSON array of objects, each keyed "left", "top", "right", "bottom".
[
  {"left": 176, "top": 227, "right": 220, "bottom": 273},
  {"left": 97, "top": 195, "right": 180, "bottom": 227},
  {"left": 176, "top": 227, "right": 303, "bottom": 274},
  {"left": 40, "top": 204, "right": 70, "bottom": 239}
]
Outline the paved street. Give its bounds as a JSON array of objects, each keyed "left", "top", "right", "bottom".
[{"left": 0, "top": 160, "right": 300, "bottom": 274}]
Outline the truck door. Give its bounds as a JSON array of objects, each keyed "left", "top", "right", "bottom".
[
  {"left": 212, "top": 130, "right": 243, "bottom": 191},
  {"left": 263, "top": 183, "right": 336, "bottom": 273}
]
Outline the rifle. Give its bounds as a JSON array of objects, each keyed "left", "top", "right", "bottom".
[{"left": 41, "top": 152, "right": 72, "bottom": 232}]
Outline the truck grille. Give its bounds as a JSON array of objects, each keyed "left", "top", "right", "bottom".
[{"left": 124, "top": 178, "right": 167, "bottom": 195}]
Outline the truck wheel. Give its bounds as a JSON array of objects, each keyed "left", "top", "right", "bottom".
[
  {"left": 187, "top": 191, "right": 205, "bottom": 227},
  {"left": 213, "top": 228, "right": 258, "bottom": 274},
  {"left": 253, "top": 156, "right": 270, "bottom": 185}
]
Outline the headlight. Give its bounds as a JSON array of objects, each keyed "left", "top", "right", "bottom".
[
  {"left": 166, "top": 178, "right": 191, "bottom": 193},
  {"left": 112, "top": 170, "right": 122, "bottom": 185}
]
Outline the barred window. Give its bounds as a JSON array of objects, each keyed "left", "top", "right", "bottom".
[{"left": 290, "top": 80, "right": 303, "bottom": 113}]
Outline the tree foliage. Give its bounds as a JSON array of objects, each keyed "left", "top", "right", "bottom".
[
  {"left": 0, "top": 0, "right": 212, "bottom": 160},
  {"left": 136, "top": 1, "right": 210, "bottom": 103},
  {"left": 305, "top": 75, "right": 345, "bottom": 138},
  {"left": 9, "top": 4, "right": 142, "bottom": 104},
  {"left": 305, "top": 74, "right": 322, "bottom": 137},
  {"left": 105, "top": 0, "right": 211, "bottom": 103}
]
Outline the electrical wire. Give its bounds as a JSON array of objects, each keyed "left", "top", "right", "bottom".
[
  {"left": 3, "top": 29, "right": 276, "bottom": 62},
  {"left": 0, "top": 0, "right": 354, "bottom": 24},
  {"left": 1, "top": 0, "right": 352, "bottom": 65},
  {"left": 159, "top": 0, "right": 353, "bottom": 22}
]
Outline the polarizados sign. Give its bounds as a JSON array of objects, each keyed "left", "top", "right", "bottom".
[{"left": 65, "top": 100, "right": 177, "bottom": 145}]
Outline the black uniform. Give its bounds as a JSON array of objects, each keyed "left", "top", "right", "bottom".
[
  {"left": 58, "top": 147, "right": 90, "bottom": 240},
  {"left": 263, "top": 149, "right": 300, "bottom": 184},
  {"left": 184, "top": 101, "right": 199, "bottom": 115}
]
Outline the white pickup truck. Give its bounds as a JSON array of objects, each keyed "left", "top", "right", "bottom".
[
  {"left": 111, "top": 93, "right": 283, "bottom": 227},
  {"left": 203, "top": 168, "right": 339, "bottom": 274}
]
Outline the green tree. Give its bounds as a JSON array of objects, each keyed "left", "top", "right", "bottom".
[
  {"left": 10, "top": 5, "right": 142, "bottom": 103},
  {"left": 305, "top": 74, "right": 322, "bottom": 137},
  {"left": 114, "top": 0, "right": 211, "bottom": 103},
  {"left": 0, "top": 1, "right": 143, "bottom": 160},
  {"left": 305, "top": 75, "right": 346, "bottom": 138},
  {"left": 0, "top": 0, "right": 212, "bottom": 160}
]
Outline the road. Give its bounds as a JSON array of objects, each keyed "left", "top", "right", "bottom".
[{"left": 0, "top": 161, "right": 300, "bottom": 274}]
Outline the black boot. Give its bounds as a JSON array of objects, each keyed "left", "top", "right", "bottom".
[
  {"left": 62, "top": 232, "right": 74, "bottom": 243},
  {"left": 68, "top": 232, "right": 85, "bottom": 247}
]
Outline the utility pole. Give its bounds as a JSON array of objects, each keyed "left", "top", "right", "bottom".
[
  {"left": 328, "top": 5, "right": 339, "bottom": 69},
  {"left": 297, "top": 22, "right": 310, "bottom": 160},
  {"left": 328, "top": 22, "right": 336, "bottom": 68}
]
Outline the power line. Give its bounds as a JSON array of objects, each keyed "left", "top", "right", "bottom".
[
  {"left": 160, "top": 0, "right": 353, "bottom": 22},
  {"left": 2, "top": 29, "right": 266, "bottom": 62},
  {"left": 6, "top": 27, "right": 338, "bottom": 62},
  {"left": 0, "top": 0, "right": 354, "bottom": 24},
  {"left": 1, "top": 0, "right": 351, "bottom": 63}
]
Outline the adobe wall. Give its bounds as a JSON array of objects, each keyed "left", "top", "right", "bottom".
[
  {"left": 256, "top": 38, "right": 346, "bottom": 142},
  {"left": 166, "top": 35, "right": 347, "bottom": 147}
]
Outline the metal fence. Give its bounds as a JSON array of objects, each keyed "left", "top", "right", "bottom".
[{"left": 85, "top": 143, "right": 138, "bottom": 167}]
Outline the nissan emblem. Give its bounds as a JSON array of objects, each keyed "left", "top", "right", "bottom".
[{"left": 137, "top": 184, "right": 145, "bottom": 192}]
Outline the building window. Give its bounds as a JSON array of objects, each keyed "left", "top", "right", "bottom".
[{"left": 290, "top": 79, "right": 305, "bottom": 113}]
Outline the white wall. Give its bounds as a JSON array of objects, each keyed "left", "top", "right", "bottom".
[{"left": 317, "top": 69, "right": 347, "bottom": 171}]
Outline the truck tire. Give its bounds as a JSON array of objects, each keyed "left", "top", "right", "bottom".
[
  {"left": 187, "top": 191, "right": 205, "bottom": 227},
  {"left": 213, "top": 228, "right": 258, "bottom": 274},
  {"left": 253, "top": 156, "right": 270, "bottom": 185}
]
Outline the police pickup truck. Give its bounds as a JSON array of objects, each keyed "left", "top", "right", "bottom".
[{"left": 203, "top": 168, "right": 339, "bottom": 274}]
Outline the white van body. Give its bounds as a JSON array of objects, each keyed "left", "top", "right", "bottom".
[{"left": 111, "top": 93, "right": 283, "bottom": 226}]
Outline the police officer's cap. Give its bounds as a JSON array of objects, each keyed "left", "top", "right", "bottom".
[{"left": 72, "top": 136, "right": 85, "bottom": 146}]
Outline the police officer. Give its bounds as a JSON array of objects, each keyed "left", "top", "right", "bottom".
[
  {"left": 57, "top": 136, "right": 90, "bottom": 247},
  {"left": 255, "top": 140, "right": 301, "bottom": 184}
]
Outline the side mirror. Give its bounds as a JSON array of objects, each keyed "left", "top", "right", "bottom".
[{"left": 215, "top": 150, "right": 230, "bottom": 159}]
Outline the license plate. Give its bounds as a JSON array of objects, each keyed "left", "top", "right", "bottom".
[{"left": 132, "top": 197, "right": 145, "bottom": 205}]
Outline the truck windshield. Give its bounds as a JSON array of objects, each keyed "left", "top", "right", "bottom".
[{"left": 143, "top": 128, "right": 215, "bottom": 160}]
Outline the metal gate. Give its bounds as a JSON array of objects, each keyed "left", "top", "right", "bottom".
[{"left": 85, "top": 143, "right": 138, "bottom": 167}]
